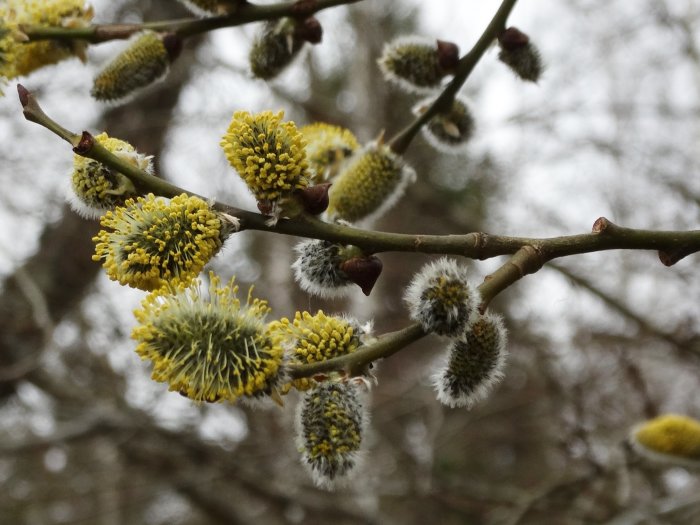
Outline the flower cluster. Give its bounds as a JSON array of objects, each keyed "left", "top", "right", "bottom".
[
  {"left": 132, "top": 273, "right": 285, "bottom": 403},
  {"left": 92, "top": 31, "right": 180, "bottom": 103},
  {"left": 378, "top": 36, "right": 459, "bottom": 94},
  {"left": 327, "top": 141, "right": 416, "bottom": 225},
  {"left": 404, "top": 259, "right": 507, "bottom": 409},
  {"left": 68, "top": 132, "right": 151, "bottom": 218},
  {"left": 291, "top": 239, "right": 355, "bottom": 298},
  {"left": 413, "top": 96, "right": 475, "bottom": 154},
  {"left": 271, "top": 310, "right": 367, "bottom": 392},
  {"left": 497, "top": 27, "right": 543, "bottom": 83},
  {"left": 433, "top": 312, "right": 507, "bottom": 409},
  {"left": 301, "top": 123, "right": 359, "bottom": 183},
  {"left": 92, "top": 193, "right": 227, "bottom": 291},
  {"left": 0, "top": 0, "right": 93, "bottom": 94},
  {"left": 221, "top": 110, "right": 309, "bottom": 214},
  {"left": 296, "top": 380, "right": 367, "bottom": 489},
  {"left": 404, "top": 258, "right": 479, "bottom": 336},
  {"left": 630, "top": 414, "right": 700, "bottom": 467},
  {"left": 249, "top": 18, "right": 306, "bottom": 80}
]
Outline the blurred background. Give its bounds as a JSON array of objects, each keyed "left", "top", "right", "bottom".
[{"left": 1, "top": 0, "right": 700, "bottom": 523}]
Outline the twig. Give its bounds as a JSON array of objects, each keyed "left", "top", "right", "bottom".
[
  {"left": 20, "top": 0, "right": 364, "bottom": 43},
  {"left": 388, "top": 0, "right": 519, "bottom": 153},
  {"left": 17, "top": 84, "right": 700, "bottom": 333}
]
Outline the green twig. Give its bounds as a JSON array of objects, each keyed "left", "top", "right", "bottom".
[
  {"left": 388, "top": 0, "right": 518, "bottom": 154},
  {"left": 20, "top": 0, "right": 364, "bottom": 43}
]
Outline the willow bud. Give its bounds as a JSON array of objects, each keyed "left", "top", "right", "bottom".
[
  {"left": 413, "top": 96, "right": 475, "bottom": 154},
  {"left": 327, "top": 141, "right": 416, "bottom": 226},
  {"left": 497, "top": 27, "right": 543, "bottom": 83},
  {"left": 630, "top": 414, "right": 700, "bottom": 468},
  {"left": 378, "top": 36, "right": 459, "bottom": 94},
  {"left": 296, "top": 381, "right": 368, "bottom": 489},
  {"left": 433, "top": 312, "right": 508, "bottom": 409},
  {"left": 67, "top": 132, "right": 151, "bottom": 218},
  {"left": 92, "top": 31, "right": 181, "bottom": 103},
  {"left": 249, "top": 17, "right": 321, "bottom": 80}
]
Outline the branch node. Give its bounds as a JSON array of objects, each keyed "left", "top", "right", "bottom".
[
  {"left": 592, "top": 217, "right": 613, "bottom": 234},
  {"left": 17, "top": 84, "right": 30, "bottom": 107},
  {"left": 658, "top": 248, "right": 694, "bottom": 267},
  {"left": 73, "top": 131, "right": 95, "bottom": 155},
  {"left": 291, "top": 0, "right": 317, "bottom": 16}
]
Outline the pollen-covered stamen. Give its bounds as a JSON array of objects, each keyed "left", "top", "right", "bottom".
[
  {"left": 132, "top": 273, "right": 285, "bottom": 403},
  {"left": 221, "top": 110, "right": 310, "bottom": 208},
  {"left": 92, "top": 193, "right": 227, "bottom": 291},
  {"left": 68, "top": 132, "right": 152, "bottom": 218},
  {"left": 0, "top": 0, "right": 93, "bottom": 89},
  {"left": 296, "top": 381, "right": 367, "bottom": 489},
  {"left": 434, "top": 312, "right": 508, "bottom": 409},
  {"left": 270, "top": 310, "right": 369, "bottom": 392},
  {"left": 327, "top": 141, "right": 416, "bottom": 226},
  {"left": 404, "top": 258, "right": 479, "bottom": 336},
  {"left": 630, "top": 414, "right": 700, "bottom": 466},
  {"left": 300, "top": 123, "right": 359, "bottom": 183}
]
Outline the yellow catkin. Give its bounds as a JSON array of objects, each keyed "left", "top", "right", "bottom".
[
  {"left": 300, "top": 123, "right": 359, "bottom": 183},
  {"left": 634, "top": 414, "right": 700, "bottom": 460},
  {"left": 0, "top": 0, "right": 93, "bottom": 90},
  {"left": 220, "top": 110, "right": 309, "bottom": 204},
  {"left": 92, "top": 193, "right": 224, "bottom": 291},
  {"left": 270, "top": 310, "right": 361, "bottom": 392},
  {"left": 132, "top": 273, "right": 284, "bottom": 403},
  {"left": 91, "top": 31, "right": 170, "bottom": 102},
  {"left": 69, "top": 132, "right": 151, "bottom": 217},
  {"left": 327, "top": 143, "right": 415, "bottom": 224}
]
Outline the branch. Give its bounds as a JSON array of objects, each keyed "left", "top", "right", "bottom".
[
  {"left": 18, "top": 85, "right": 700, "bottom": 318},
  {"left": 20, "top": 0, "right": 363, "bottom": 43},
  {"left": 388, "top": 0, "right": 519, "bottom": 153}
]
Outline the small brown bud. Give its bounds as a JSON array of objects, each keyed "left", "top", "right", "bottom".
[
  {"left": 162, "top": 33, "right": 183, "bottom": 62},
  {"left": 257, "top": 200, "right": 274, "bottom": 215},
  {"left": 436, "top": 40, "right": 460, "bottom": 71},
  {"left": 295, "top": 17, "right": 323, "bottom": 44},
  {"left": 498, "top": 27, "right": 530, "bottom": 50},
  {"left": 297, "top": 183, "right": 331, "bottom": 215},
  {"left": 340, "top": 255, "right": 383, "bottom": 296},
  {"left": 73, "top": 131, "right": 95, "bottom": 155},
  {"left": 592, "top": 217, "right": 612, "bottom": 233},
  {"left": 17, "top": 84, "right": 30, "bottom": 107}
]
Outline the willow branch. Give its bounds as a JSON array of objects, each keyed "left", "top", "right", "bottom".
[
  {"left": 18, "top": 85, "right": 700, "bottom": 268},
  {"left": 287, "top": 323, "right": 427, "bottom": 379},
  {"left": 388, "top": 0, "right": 518, "bottom": 153},
  {"left": 21, "top": 0, "right": 363, "bottom": 43}
]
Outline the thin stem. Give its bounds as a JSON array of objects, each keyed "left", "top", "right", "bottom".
[
  {"left": 388, "top": 0, "right": 518, "bottom": 153},
  {"left": 21, "top": 0, "right": 364, "bottom": 43},
  {"left": 287, "top": 323, "right": 427, "bottom": 379}
]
